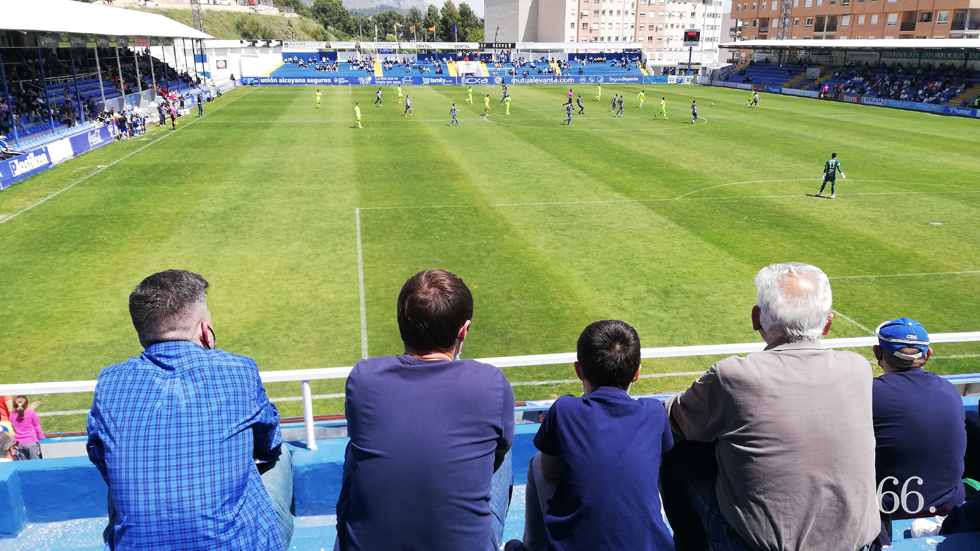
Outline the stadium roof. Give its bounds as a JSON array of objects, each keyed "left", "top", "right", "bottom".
[
  {"left": 722, "top": 38, "right": 980, "bottom": 50},
  {"left": 0, "top": 0, "right": 212, "bottom": 40}
]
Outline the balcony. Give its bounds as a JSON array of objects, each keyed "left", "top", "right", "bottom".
[
  {"left": 759, "top": 26, "right": 769, "bottom": 33},
  {"left": 900, "top": 22, "right": 916, "bottom": 31}
]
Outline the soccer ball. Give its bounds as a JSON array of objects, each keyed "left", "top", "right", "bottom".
[{"left": 711, "top": 102, "right": 714, "bottom": 106}]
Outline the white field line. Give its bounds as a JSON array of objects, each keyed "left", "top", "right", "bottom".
[
  {"left": 934, "top": 354, "right": 980, "bottom": 360},
  {"left": 670, "top": 179, "right": 972, "bottom": 201},
  {"left": 830, "top": 271, "right": 980, "bottom": 280},
  {"left": 355, "top": 208, "right": 369, "bottom": 359},
  {"left": 0, "top": 89, "right": 256, "bottom": 226},
  {"left": 832, "top": 309, "right": 875, "bottom": 335}
]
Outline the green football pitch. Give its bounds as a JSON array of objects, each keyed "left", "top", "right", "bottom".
[{"left": 2, "top": 84, "right": 979, "bottom": 432}]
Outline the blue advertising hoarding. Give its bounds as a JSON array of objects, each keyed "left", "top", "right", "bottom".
[
  {"left": 242, "top": 75, "right": 670, "bottom": 87},
  {"left": 1, "top": 148, "right": 53, "bottom": 190}
]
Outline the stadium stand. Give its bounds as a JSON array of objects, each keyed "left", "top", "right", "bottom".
[
  {"left": 811, "top": 62, "right": 978, "bottom": 104},
  {"left": 722, "top": 60, "right": 809, "bottom": 87}
]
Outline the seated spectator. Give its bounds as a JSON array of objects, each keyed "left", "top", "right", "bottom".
[
  {"left": 662, "top": 262, "right": 879, "bottom": 551},
  {"left": 9, "top": 396, "right": 44, "bottom": 460},
  {"left": 337, "top": 269, "right": 514, "bottom": 551},
  {"left": 0, "top": 433, "right": 17, "bottom": 462},
  {"left": 505, "top": 320, "right": 673, "bottom": 551},
  {"left": 871, "top": 318, "right": 966, "bottom": 546},
  {"left": 87, "top": 269, "right": 293, "bottom": 550}
]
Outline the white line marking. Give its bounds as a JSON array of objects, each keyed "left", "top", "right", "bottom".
[
  {"left": 355, "top": 208, "right": 369, "bottom": 359},
  {"left": 272, "top": 393, "right": 345, "bottom": 402},
  {"left": 37, "top": 409, "right": 90, "bottom": 417},
  {"left": 832, "top": 309, "right": 874, "bottom": 335},
  {"left": 671, "top": 179, "right": 946, "bottom": 200},
  {"left": 0, "top": 89, "right": 256, "bottom": 226},
  {"left": 933, "top": 354, "right": 980, "bottom": 360},
  {"left": 357, "top": 189, "right": 980, "bottom": 212},
  {"left": 830, "top": 271, "right": 980, "bottom": 280}
]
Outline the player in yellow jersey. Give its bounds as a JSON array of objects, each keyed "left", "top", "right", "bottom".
[
  {"left": 637, "top": 90, "right": 645, "bottom": 108},
  {"left": 483, "top": 94, "right": 490, "bottom": 117},
  {"left": 315, "top": 89, "right": 321, "bottom": 109},
  {"left": 656, "top": 97, "right": 668, "bottom": 120},
  {"left": 504, "top": 96, "right": 511, "bottom": 115},
  {"left": 354, "top": 102, "right": 362, "bottom": 128},
  {"left": 594, "top": 84, "right": 602, "bottom": 101},
  {"left": 467, "top": 86, "right": 473, "bottom": 103},
  {"left": 397, "top": 85, "right": 403, "bottom": 103}
]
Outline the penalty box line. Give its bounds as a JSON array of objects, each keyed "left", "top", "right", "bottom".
[{"left": 0, "top": 88, "right": 256, "bottom": 227}]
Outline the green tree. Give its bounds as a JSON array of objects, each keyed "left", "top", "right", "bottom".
[
  {"left": 439, "top": 0, "right": 460, "bottom": 41},
  {"left": 311, "top": 0, "right": 353, "bottom": 36},
  {"left": 406, "top": 6, "right": 424, "bottom": 38},
  {"left": 273, "top": 0, "right": 312, "bottom": 18},
  {"left": 464, "top": 26, "right": 484, "bottom": 42},
  {"left": 423, "top": 5, "right": 440, "bottom": 40},
  {"left": 371, "top": 9, "right": 404, "bottom": 39}
]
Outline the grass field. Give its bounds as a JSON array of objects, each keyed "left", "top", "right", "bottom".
[{"left": 2, "top": 83, "right": 979, "bottom": 432}]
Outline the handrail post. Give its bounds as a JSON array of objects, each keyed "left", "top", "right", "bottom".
[{"left": 301, "top": 380, "right": 317, "bottom": 450}]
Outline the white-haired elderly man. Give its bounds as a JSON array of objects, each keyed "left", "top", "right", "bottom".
[{"left": 661, "top": 262, "right": 879, "bottom": 551}]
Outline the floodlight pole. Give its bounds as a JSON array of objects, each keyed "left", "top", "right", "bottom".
[
  {"left": 35, "top": 34, "right": 56, "bottom": 134},
  {"left": 114, "top": 44, "right": 124, "bottom": 102},
  {"left": 0, "top": 47, "right": 20, "bottom": 147},
  {"left": 173, "top": 42, "right": 181, "bottom": 95},
  {"left": 68, "top": 47, "right": 84, "bottom": 126},
  {"left": 149, "top": 44, "right": 157, "bottom": 98},
  {"left": 94, "top": 46, "right": 105, "bottom": 104},
  {"left": 134, "top": 48, "right": 143, "bottom": 95}
]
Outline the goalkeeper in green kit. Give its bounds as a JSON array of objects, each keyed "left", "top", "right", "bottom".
[{"left": 817, "top": 152, "right": 845, "bottom": 198}]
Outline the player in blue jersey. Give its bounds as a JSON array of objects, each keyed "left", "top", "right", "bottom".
[
  {"left": 576, "top": 95, "right": 585, "bottom": 114},
  {"left": 374, "top": 88, "right": 382, "bottom": 107},
  {"left": 691, "top": 100, "right": 699, "bottom": 124},
  {"left": 615, "top": 96, "right": 625, "bottom": 117},
  {"left": 403, "top": 95, "right": 412, "bottom": 116},
  {"left": 563, "top": 101, "right": 574, "bottom": 125},
  {"left": 450, "top": 103, "right": 459, "bottom": 126}
]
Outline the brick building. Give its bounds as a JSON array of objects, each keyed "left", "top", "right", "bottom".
[{"left": 731, "top": 0, "right": 980, "bottom": 41}]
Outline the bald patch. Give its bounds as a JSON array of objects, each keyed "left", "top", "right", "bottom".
[{"left": 780, "top": 271, "right": 817, "bottom": 299}]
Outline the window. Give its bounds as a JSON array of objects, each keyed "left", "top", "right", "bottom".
[
  {"left": 886, "top": 13, "right": 897, "bottom": 25},
  {"left": 842, "top": 0, "right": 849, "bottom": 4},
  {"left": 571, "top": 22, "right": 576, "bottom": 28},
  {"left": 581, "top": 10, "right": 589, "bottom": 15},
  {"left": 830, "top": 0, "right": 836, "bottom": 4},
  {"left": 640, "top": 11, "right": 646, "bottom": 16},
  {"left": 601, "top": 9, "right": 606, "bottom": 14},
  {"left": 937, "top": 11, "right": 948, "bottom": 24},
  {"left": 871, "top": 14, "right": 878, "bottom": 23},
  {"left": 657, "top": 35, "right": 663, "bottom": 40},
  {"left": 594, "top": 10, "right": 600, "bottom": 15},
  {"left": 639, "top": 35, "right": 645, "bottom": 40},
  {"left": 761, "top": 1, "right": 766, "bottom": 7},
  {"left": 858, "top": 14, "right": 865, "bottom": 23},
  {"left": 841, "top": 14, "right": 850, "bottom": 25},
  {"left": 794, "top": 17, "right": 800, "bottom": 25},
  {"left": 854, "top": 35, "right": 861, "bottom": 38},
  {"left": 805, "top": 0, "right": 812, "bottom": 7},
  {"left": 805, "top": 16, "right": 813, "bottom": 26},
  {"left": 752, "top": 2, "right": 756, "bottom": 8},
  {"left": 817, "top": 0, "right": 822, "bottom": 5},
  {"left": 735, "top": 3, "right": 740, "bottom": 8},
  {"left": 772, "top": 2, "right": 777, "bottom": 9},
  {"left": 793, "top": 0, "right": 798, "bottom": 6},
  {"left": 592, "top": 22, "right": 600, "bottom": 28},
  {"left": 918, "top": 12, "right": 931, "bottom": 22},
  {"left": 753, "top": 18, "right": 758, "bottom": 26},
  {"left": 583, "top": 22, "right": 590, "bottom": 29},
  {"left": 617, "top": 9, "right": 621, "bottom": 14},
  {"left": 639, "top": 23, "right": 646, "bottom": 29}
]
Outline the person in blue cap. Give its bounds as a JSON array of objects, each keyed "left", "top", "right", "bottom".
[{"left": 870, "top": 317, "right": 966, "bottom": 547}]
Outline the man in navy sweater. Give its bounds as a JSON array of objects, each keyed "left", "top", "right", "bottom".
[{"left": 871, "top": 318, "right": 966, "bottom": 546}]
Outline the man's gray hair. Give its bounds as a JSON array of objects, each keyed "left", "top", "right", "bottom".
[
  {"left": 755, "top": 262, "right": 833, "bottom": 342},
  {"left": 0, "top": 433, "right": 15, "bottom": 458}
]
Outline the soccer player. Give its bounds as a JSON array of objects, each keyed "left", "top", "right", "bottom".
[
  {"left": 691, "top": 100, "right": 699, "bottom": 124},
  {"left": 397, "top": 85, "right": 404, "bottom": 104},
  {"left": 355, "top": 102, "right": 362, "bottom": 128},
  {"left": 374, "top": 88, "right": 382, "bottom": 107},
  {"left": 576, "top": 95, "right": 585, "bottom": 115},
  {"left": 637, "top": 90, "right": 645, "bottom": 108},
  {"left": 450, "top": 103, "right": 459, "bottom": 126},
  {"left": 749, "top": 92, "right": 760, "bottom": 107},
  {"left": 403, "top": 95, "right": 412, "bottom": 116},
  {"left": 656, "top": 97, "right": 668, "bottom": 120},
  {"left": 499, "top": 85, "right": 508, "bottom": 105},
  {"left": 315, "top": 89, "right": 322, "bottom": 109},
  {"left": 816, "top": 152, "right": 845, "bottom": 198},
  {"left": 504, "top": 96, "right": 512, "bottom": 115},
  {"left": 563, "top": 101, "right": 574, "bottom": 125},
  {"left": 610, "top": 94, "right": 618, "bottom": 112},
  {"left": 483, "top": 94, "right": 491, "bottom": 117},
  {"left": 616, "top": 96, "right": 625, "bottom": 118},
  {"left": 466, "top": 86, "right": 473, "bottom": 103},
  {"left": 594, "top": 84, "right": 602, "bottom": 101}
]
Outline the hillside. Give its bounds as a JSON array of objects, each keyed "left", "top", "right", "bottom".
[{"left": 134, "top": 8, "right": 334, "bottom": 41}]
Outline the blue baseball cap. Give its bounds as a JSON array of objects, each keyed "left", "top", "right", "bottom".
[{"left": 876, "top": 317, "right": 930, "bottom": 360}]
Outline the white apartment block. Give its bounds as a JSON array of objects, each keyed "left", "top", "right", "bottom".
[{"left": 486, "top": 0, "right": 726, "bottom": 66}]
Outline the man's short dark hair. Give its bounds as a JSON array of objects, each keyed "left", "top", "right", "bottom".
[
  {"left": 577, "top": 320, "right": 641, "bottom": 390},
  {"left": 129, "top": 270, "right": 209, "bottom": 343},
  {"left": 397, "top": 270, "right": 473, "bottom": 353},
  {"left": 0, "top": 433, "right": 15, "bottom": 458}
]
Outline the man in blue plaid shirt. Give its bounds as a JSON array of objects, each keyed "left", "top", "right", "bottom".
[{"left": 87, "top": 270, "right": 291, "bottom": 550}]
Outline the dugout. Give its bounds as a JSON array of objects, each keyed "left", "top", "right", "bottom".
[{"left": 0, "top": 0, "right": 212, "bottom": 149}]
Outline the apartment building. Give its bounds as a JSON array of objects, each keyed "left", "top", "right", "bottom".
[
  {"left": 731, "top": 0, "right": 980, "bottom": 41},
  {"left": 485, "top": 0, "right": 727, "bottom": 65}
]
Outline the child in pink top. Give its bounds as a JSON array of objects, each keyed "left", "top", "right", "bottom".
[{"left": 10, "top": 396, "right": 44, "bottom": 460}]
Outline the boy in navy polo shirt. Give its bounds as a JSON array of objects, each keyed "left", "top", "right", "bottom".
[
  {"left": 871, "top": 317, "right": 966, "bottom": 546},
  {"left": 507, "top": 320, "right": 674, "bottom": 551}
]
